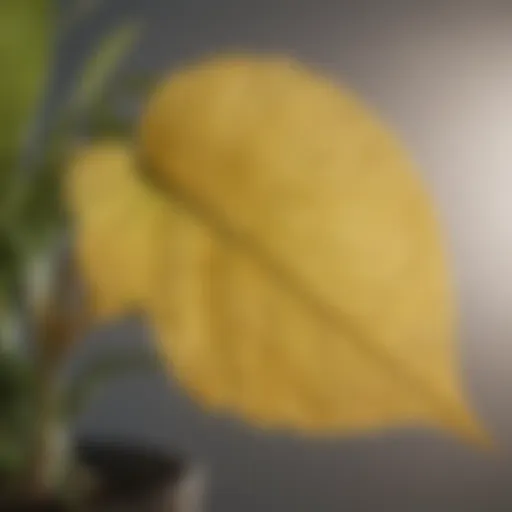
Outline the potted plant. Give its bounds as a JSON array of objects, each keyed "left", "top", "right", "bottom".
[
  {"left": 1, "top": 0, "right": 492, "bottom": 510},
  {"left": 1, "top": 2, "right": 207, "bottom": 510}
]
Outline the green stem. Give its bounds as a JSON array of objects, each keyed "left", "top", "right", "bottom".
[
  {"left": 21, "top": 253, "right": 87, "bottom": 499},
  {"left": 24, "top": 356, "right": 60, "bottom": 498}
]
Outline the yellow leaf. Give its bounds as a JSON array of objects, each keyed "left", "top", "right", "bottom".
[
  {"left": 66, "top": 54, "right": 491, "bottom": 445},
  {"left": 139, "top": 55, "right": 490, "bottom": 444},
  {"left": 65, "top": 141, "right": 165, "bottom": 320}
]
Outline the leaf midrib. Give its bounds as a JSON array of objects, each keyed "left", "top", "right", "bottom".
[{"left": 148, "top": 168, "right": 469, "bottom": 432}]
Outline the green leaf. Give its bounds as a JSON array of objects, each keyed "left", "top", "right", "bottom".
[
  {"left": 0, "top": 17, "right": 140, "bottom": 266},
  {"left": 68, "top": 22, "right": 141, "bottom": 118},
  {"left": 2, "top": 20, "right": 142, "bottom": 244},
  {"left": 17, "top": 159, "right": 65, "bottom": 251},
  {"left": 0, "top": 0, "right": 56, "bottom": 188},
  {"left": 0, "top": 228, "right": 25, "bottom": 334},
  {"left": 0, "top": 230, "right": 21, "bottom": 298},
  {"left": 0, "top": 353, "right": 36, "bottom": 479}
]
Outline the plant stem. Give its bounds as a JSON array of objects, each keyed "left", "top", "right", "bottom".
[
  {"left": 22, "top": 252, "right": 91, "bottom": 499},
  {"left": 25, "top": 354, "right": 60, "bottom": 498}
]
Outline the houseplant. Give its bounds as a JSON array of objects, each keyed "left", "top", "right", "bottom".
[
  {"left": 1, "top": 0, "right": 492, "bottom": 510},
  {"left": 0, "top": 1, "right": 173, "bottom": 508}
]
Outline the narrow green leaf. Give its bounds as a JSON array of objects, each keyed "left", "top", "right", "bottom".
[
  {"left": 17, "top": 160, "right": 64, "bottom": 250},
  {"left": 0, "top": 230, "right": 21, "bottom": 298},
  {"left": 0, "top": 21, "right": 140, "bottom": 255},
  {"left": 68, "top": 22, "right": 141, "bottom": 117},
  {"left": 0, "top": 0, "right": 55, "bottom": 182},
  {"left": 0, "top": 229, "right": 25, "bottom": 341}
]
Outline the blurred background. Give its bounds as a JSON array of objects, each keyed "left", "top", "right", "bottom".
[{"left": 54, "top": 0, "right": 512, "bottom": 510}]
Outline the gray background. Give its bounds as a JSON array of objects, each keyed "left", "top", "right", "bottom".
[{"left": 55, "top": 0, "right": 512, "bottom": 511}]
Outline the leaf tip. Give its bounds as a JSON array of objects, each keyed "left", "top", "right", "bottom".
[{"left": 444, "top": 405, "right": 496, "bottom": 452}]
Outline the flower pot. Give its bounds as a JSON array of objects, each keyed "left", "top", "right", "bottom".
[{"left": 0, "top": 439, "right": 206, "bottom": 511}]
